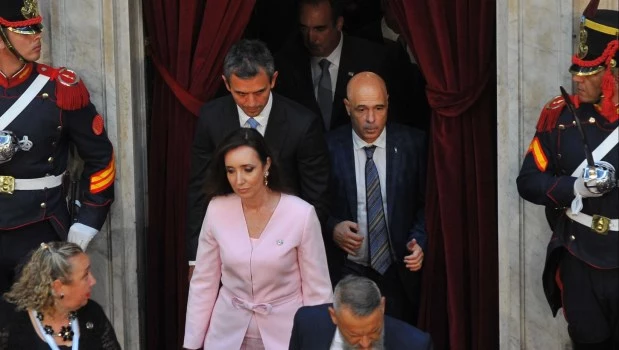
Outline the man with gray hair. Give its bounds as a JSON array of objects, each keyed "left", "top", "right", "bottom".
[
  {"left": 185, "top": 39, "right": 330, "bottom": 278},
  {"left": 289, "top": 275, "right": 432, "bottom": 349}
]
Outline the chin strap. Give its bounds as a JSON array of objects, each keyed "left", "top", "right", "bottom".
[{"left": 0, "top": 27, "right": 27, "bottom": 63}]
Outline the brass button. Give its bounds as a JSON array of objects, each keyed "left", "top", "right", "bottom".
[
  {"left": 45, "top": 173, "right": 50, "bottom": 176},
  {"left": 41, "top": 92, "right": 49, "bottom": 99},
  {"left": 51, "top": 141, "right": 57, "bottom": 147},
  {"left": 588, "top": 117, "right": 595, "bottom": 124},
  {"left": 47, "top": 157, "right": 54, "bottom": 163},
  {"left": 558, "top": 124, "right": 565, "bottom": 130},
  {"left": 569, "top": 235, "right": 576, "bottom": 241},
  {"left": 57, "top": 126, "right": 62, "bottom": 132},
  {"left": 40, "top": 202, "right": 47, "bottom": 209},
  {"left": 557, "top": 154, "right": 562, "bottom": 159},
  {"left": 572, "top": 120, "right": 576, "bottom": 125}
]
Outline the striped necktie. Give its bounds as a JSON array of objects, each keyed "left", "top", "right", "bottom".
[
  {"left": 364, "top": 145, "right": 392, "bottom": 274},
  {"left": 247, "top": 117, "right": 259, "bottom": 129}
]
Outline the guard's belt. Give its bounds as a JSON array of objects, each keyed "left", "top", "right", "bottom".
[
  {"left": 0, "top": 173, "right": 64, "bottom": 194},
  {"left": 566, "top": 208, "right": 619, "bottom": 233}
]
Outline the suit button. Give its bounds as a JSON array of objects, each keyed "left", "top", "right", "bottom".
[
  {"left": 570, "top": 235, "right": 576, "bottom": 241},
  {"left": 47, "top": 157, "right": 54, "bottom": 163},
  {"left": 40, "top": 202, "right": 47, "bottom": 209},
  {"left": 557, "top": 154, "right": 562, "bottom": 159},
  {"left": 588, "top": 117, "right": 596, "bottom": 124},
  {"left": 558, "top": 124, "right": 565, "bottom": 130},
  {"left": 41, "top": 93, "right": 49, "bottom": 99},
  {"left": 57, "top": 126, "right": 62, "bottom": 132},
  {"left": 51, "top": 141, "right": 57, "bottom": 147}
]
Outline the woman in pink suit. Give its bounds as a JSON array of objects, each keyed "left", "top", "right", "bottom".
[{"left": 183, "top": 128, "right": 333, "bottom": 350}]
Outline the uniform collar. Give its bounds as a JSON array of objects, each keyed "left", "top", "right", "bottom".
[{"left": 0, "top": 62, "right": 34, "bottom": 88}]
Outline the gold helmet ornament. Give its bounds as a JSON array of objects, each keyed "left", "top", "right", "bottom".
[
  {"left": 0, "top": 0, "right": 44, "bottom": 62},
  {"left": 570, "top": 1, "right": 619, "bottom": 121}
]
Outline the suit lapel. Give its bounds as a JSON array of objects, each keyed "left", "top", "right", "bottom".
[
  {"left": 333, "top": 35, "right": 351, "bottom": 114},
  {"left": 342, "top": 129, "right": 358, "bottom": 221},
  {"left": 263, "top": 95, "right": 288, "bottom": 160},
  {"left": 385, "top": 126, "right": 399, "bottom": 228},
  {"left": 299, "top": 52, "right": 320, "bottom": 113},
  {"left": 224, "top": 95, "right": 243, "bottom": 129}
]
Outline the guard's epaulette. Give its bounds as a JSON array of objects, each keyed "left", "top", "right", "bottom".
[
  {"left": 535, "top": 95, "right": 568, "bottom": 132},
  {"left": 37, "top": 64, "right": 90, "bottom": 111}
]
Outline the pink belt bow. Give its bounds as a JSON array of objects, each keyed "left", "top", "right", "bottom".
[{"left": 231, "top": 297, "right": 273, "bottom": 315}]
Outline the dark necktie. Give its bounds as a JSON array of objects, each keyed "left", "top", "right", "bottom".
[
  {"left": 364, "top": 146, "right": 392, "bottom": 274},
  {"left": 317, "top": 59, "right": 332, "bottom": 130},
  {"left": 247, "top": 117, "right": 259, "bottom": 129}
]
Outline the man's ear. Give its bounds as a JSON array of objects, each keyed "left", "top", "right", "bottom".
[
  {"left": 343, "top": 98, "right": 351, "bottom": 116},
  {"left": 222, "top": 75, "right": 232, "bottom": 92},
  {"left": 328, "top": 306, "right": 338, "bottom": 325},
  {"left": 379, "top": 297, "right": 386, "bottom": 314},
  {"left": 336, "top": 16, "right": 344, "bottom": 32},
  {"left": 270, "top": 71, "right": 279, "bottom": 89}
]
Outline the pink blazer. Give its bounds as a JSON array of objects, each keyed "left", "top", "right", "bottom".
[{"left": 183, "top": 193, "right": 333, "bottom": 350}]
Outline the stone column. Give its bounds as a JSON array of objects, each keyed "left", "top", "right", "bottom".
[
  {"left": 38, "top": 0, "right": 147, "bottom": 348},
  {"left": 498, "top": 0, "right": 618, "bottom": 349}
]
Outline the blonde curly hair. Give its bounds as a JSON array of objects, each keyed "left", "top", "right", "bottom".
[{"left": 3, "top": 241, "right": 83, "bottom": 311}]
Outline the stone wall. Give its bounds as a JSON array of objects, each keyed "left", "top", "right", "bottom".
[{"left": 37, "top": 1, "right": 147, "bottom": 348}]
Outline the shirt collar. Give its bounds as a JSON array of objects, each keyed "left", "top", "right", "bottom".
[
  {"left": 311, "top": 32, "right": 343, "bottom": 69},
  {"left": 381, "top": 17, "right": 399, "bottom": 42},
  {"left": 237, "top": 91, "right": 273, "bottom": 127},
  {"left": 331, "top": 327, "right": 345, "bottom": 348},
  {"left": 352, "top": 126, "right": 387, "bottom": 150}
]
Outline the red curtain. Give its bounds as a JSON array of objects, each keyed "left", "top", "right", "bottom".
[
  {"left": 143, "top": 1, "right": 255, "bottom": 348},
  {"left": 392, "top": 1, "right": 498, "bottom": 349}
]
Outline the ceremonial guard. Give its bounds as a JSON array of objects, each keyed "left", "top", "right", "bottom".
[
  {"left": 517, "top": 2, "right": 619, "bottom": 349},
  {"left": 0, "top": 0, "right": 115, "bottom": 293}
]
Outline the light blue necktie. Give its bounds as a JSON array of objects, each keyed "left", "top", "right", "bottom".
[
  {"left": 364, "top": 146, "right": 392, "bottom": 274},
  {"left": 247, "top": 118, "right": 259, "bottom": 129}
]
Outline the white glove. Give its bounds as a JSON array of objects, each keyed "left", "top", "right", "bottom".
[
  {"left": 572, "top": 177, "right": 603, "bottom": 214},
  {"left": 573, "top": 176, "right": 603, "bottom": 198},
  {"left": 68, "top": 223, "right": 98, "bottom": 251}
]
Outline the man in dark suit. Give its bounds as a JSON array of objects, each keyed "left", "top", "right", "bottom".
[
  {"left": 325, "top": 72, "right": 426, "bottom": 325},
  {"left": 274, "top": 0, "right": 390, "bottom": 131},
  {"left": 289, "top": 275, "right": 433, "bottom": 349},
  {"left": 353, "top": 0, "right": 430, "bottom": 131},
  {"left": 185, "top": 39, "right": 330, "bottom": 277}
]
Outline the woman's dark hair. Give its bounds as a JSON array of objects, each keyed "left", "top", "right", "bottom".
[{"left": 204, "top": 128, "right": 289, "bottom": 202}]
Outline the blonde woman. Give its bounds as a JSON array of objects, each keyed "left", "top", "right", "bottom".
[{"left": 0, "top": 242, "right": 120, "bottom": 349}]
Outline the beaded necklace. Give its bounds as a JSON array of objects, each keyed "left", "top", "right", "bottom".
[{"left": 32, "top": 310, "right": 80, "bottom": 350}]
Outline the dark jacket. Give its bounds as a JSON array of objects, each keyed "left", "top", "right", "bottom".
[
  {"left": 275, "top": 34, "right": 390, "bottom": 131},
  {"left": 0, "top": 299, "right": 120, "bottom": 349},
  {"left": 289, "top": 303, "right": 433, "bottom": 350},
  {"left": 0, "top": 62, "right": 114, "bottom": 237}
]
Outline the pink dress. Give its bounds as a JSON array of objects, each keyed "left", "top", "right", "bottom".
[{"left": 183, "top": 193, "right": 333, "bottom": 350}]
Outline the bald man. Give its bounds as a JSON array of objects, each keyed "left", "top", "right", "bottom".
[{"left": 324, "top": 72, "right": 427, "bottom": 325}]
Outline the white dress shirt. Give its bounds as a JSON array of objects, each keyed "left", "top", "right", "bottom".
[
  {"left": 330, "top": 328, "right": 346, "bottom": 350},
  {"left": 311, "top": 33, "right": 343, "bottom": 101},
  {"left": 237, "top": 91, "right": 273, "bottom": 136},
  {"left": 349, "top": 128, "right": 388, "bottom": 266}
]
